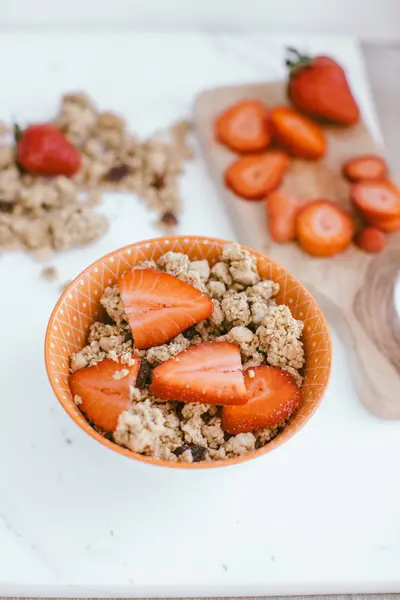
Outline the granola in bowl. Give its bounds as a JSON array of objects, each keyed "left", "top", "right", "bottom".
[{"left": 68, "top": 242, "right": 305, "bottom": 464}]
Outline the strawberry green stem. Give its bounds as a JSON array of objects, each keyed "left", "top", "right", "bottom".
[
  {"left": 285, "top": 47, "right": 313, "bottom": 77},
  {"left": 13, "top": 123, "right": 23, "bottom": 143}
]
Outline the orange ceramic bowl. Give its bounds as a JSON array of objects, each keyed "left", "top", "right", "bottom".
[{"left": 45, "top": 236, "right": 332, "bottom": 469}]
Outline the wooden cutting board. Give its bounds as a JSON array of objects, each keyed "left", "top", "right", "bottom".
[{"left": 194, "top": 81, "right": 400, "bottom": 420}]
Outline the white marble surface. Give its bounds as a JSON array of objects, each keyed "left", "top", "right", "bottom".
[
  {"left": 2, "top": 0, "right": 400, "bottom": 40},
  {"left": 0, "top": 34, "right": 399, "bottom": 598}
]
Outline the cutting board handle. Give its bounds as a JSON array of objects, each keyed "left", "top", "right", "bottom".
[{"left": 347, "top": 237, "right": 400, "bottom": 419}]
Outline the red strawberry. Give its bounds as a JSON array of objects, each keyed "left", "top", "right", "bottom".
[
  {"left": 221, "top": 366, "right": 301, "bottom": 434},
  {"left": 118, "top": 268, "right": 213, "bottom": 350},
  {"left": 296, "top": 199, "right": 354, "bottom": 257},
  {"left": 368, "top": 215, "right": 400, "bottom": 233},
  {"left": 350, "top": 181, "right": 400, "bottom": 223},
  {"left": 342, "top": 155, "right": 388, "bottom": 182},
  {"left": 225, "top": 151, "right": 288, "bottom": 200},
  {"left": 266, "top": 191, "right": 305, "bottom": 243},
  {"left": 356, "top": 227, "right": 386, "bottom": 253},
  {"left": 215, "top": 99, "right": 271, "bottom": 153},
  {"left": 16, "top": 124, "right": 81, "bottom": 176},
  {"left": 269, "top": 106, "right": 326, "bottom": 160},
  {"left": 150, "top": 342, "right": 247, "bottom": 405},
  {"left": 69, "top": 356, "right": 141, "bottom": 432},
  {"left": 286, "top": 47, "right": 360, "bottom": 126}
]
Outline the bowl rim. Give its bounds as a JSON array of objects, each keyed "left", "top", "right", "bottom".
[{"left": 45, "top": 235, "right": 332, "bottom": 470}]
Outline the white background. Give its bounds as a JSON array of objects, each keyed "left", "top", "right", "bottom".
[{"left": 1, "top": 0, "right": 400, "bottom": 40}]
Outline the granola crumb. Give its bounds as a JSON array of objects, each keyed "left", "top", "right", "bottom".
[
  {"left": 207, "top": 280, "right": 226, "bottom": 299},
  {"left": 246, "top": 280, "right": 280, "bottom": 302},
  {"left": 113, "top": 368, "right": 129, "bottom": 380},
  {"left": 242, "top": 352, "right": 265, "bottom": 370},
  {"left": 129, "top": 385, "right": 142, "bottom": 402},
  {"left": 211, "top": 261, "right": 233, "bottom": 286},
  {"left": 145, "top": 333, "right": 190, "bottom": 365},
  {"left": 157, "top": 251, "right": 190, "bottom": 277},
  {"left": 100, "top": 286, "right": 129, "bottom": 326},
  {"left": 160, "top": 211, "right": 178, "bottom": 227},
  {"left": 189, "top": 259, "right": 210, "bottom": 283},
  {"left": 225, "top": 433, "right": 256, "bottom": 456},
  {"left": 256, "top": 305, "right": 304, "bottom": 375},
  {"left": 41, "top": 266, "right": 58, "bottom": 281},
  {"left": 114, "top": 400, "right": 169, "bottom": 454},
  {"left": 221, "top": 291, "right": 251, "bottom": 327},
  {"left": 223, "top": 326, "right": 257, "bottom": 358},
  {"left": 73, "top": 394, "right": 83, "bottom": 405}
]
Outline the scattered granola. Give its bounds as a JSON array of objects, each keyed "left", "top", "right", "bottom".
[
  {"left": 41, "top": 266, "right": 58, "bottom": 280},
  {"left": 0, "top": 92, "right": 192, "bottom": 256},
  {"left": 69, "top": 243, "right": 305, "bottom": 463}
]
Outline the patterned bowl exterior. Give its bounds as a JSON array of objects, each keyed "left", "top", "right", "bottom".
[{"left": 45, "top": 236, "right": 332, "bottom": 469}]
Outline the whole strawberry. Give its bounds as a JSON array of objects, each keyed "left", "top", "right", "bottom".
[
  {"left": 286, "top": 47, "right": 360, "bottom": 126},
  {"left": 16, "top": 124, "right": 81, "bottom": 176}
]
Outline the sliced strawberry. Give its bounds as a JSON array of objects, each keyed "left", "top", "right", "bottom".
[
  {"left": 215, "top": 99, "right": 271, "bottom": 153},
  {"left": 69, "top": 356, "right": 141, "bottom": 432},
  {"left": 356, "top": 226, "right": 386, "bottom": 253},
  {"left": 225, "top": 151, "right": 288, "bottom": 200},
  {"left": 350, "top": 181, "right": 400, "bottom": 222},
  {"left": 118, "top": 269, "right": 213, "bottom": 350},
  {"left": 266, "top": 192, "right": 305, "bottom": 243},
  {"left": 269, "top": 106, "right": 327, "bottom": 160},
  {"left": 150, "top": 342, "right": 247, "bottom": 405},
  {"left": 222, "top": 366, "right": 301, "bottom": 434},
  {"left": 296, "top": 199, "right": 354, "bottom": 257},
  {"left": 342, "top": 155, "right": 388, "bottom": 182},
  {"left": 367, "top": 215, "right": 400, "bottom": 233}
]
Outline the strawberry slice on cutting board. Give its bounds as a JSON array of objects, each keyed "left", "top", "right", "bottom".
[
  {"left": 215, "top": 99, "right": 271, "bottom": 153},
  {"left": 266, "top": 191, "right": 305, "bottom": 243},
  {"left": 350, "top": 180, "right": 400, "bottom": 223},
  {"left": 69, "top": 356, "right": 141, "bottom": 432},
  {"left": 118, "top": 268, "right": 213, "bottom": 349},
  {"left": 150, "top": 342, "right": 247, "bottom": 405},
  {"left": 222, "top": 365, "right": 302, "bottom": 434},
  {"left": 295, "top": 199, "right": 354, "bottom": 257},
  {"left": 342, "top": 155, "right": 388, "bottom": 183},
  {"left": 225, "top": 151, "right": 288, "bottom": 200}
]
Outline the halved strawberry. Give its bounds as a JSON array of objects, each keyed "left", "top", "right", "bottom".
[
  {"left": 266, "top": 191, "right": 305, "bottom": 243},
  {"left": 221, "top": 365, "right": 301, "bottom": 434},
  {"left": 356, "top": 226, "right": 386, "bottom": 253},
  {"left": 367, "top": 215, "right": 400, "bottom": 233},
  {"left": 269, "top": 106, "right": 326, "bottom": 160},
  {"left": 350, "top": 181, "right": 400, "bottom": 222},
  {"left": 150, "top": 342, "right": 247, "bottom": 405},
  {"left": 118, "top": 269, "right": 213, "bottom": 349},
  {"left": 225, "top": 151, "right": 288, "bottom": 200},
  {"left": 69, "top": 356, "right": 141, "bottom": 432},
  {"left": 215, "top": 99, "right": 271, "bottom": 153},
  {"left": 342, "top": 155, "right": 388, "bottom": 182},
  {"left": 296, "top": 199, "right": 354, "bottom": 257}
]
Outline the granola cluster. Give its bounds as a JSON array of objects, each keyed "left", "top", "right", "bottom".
[
  {"left": 0, "top": 92, "right": 192, "bottom": 256},
  {"left": 70, "top": 243, "right": 305, "bottom": 463}
]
